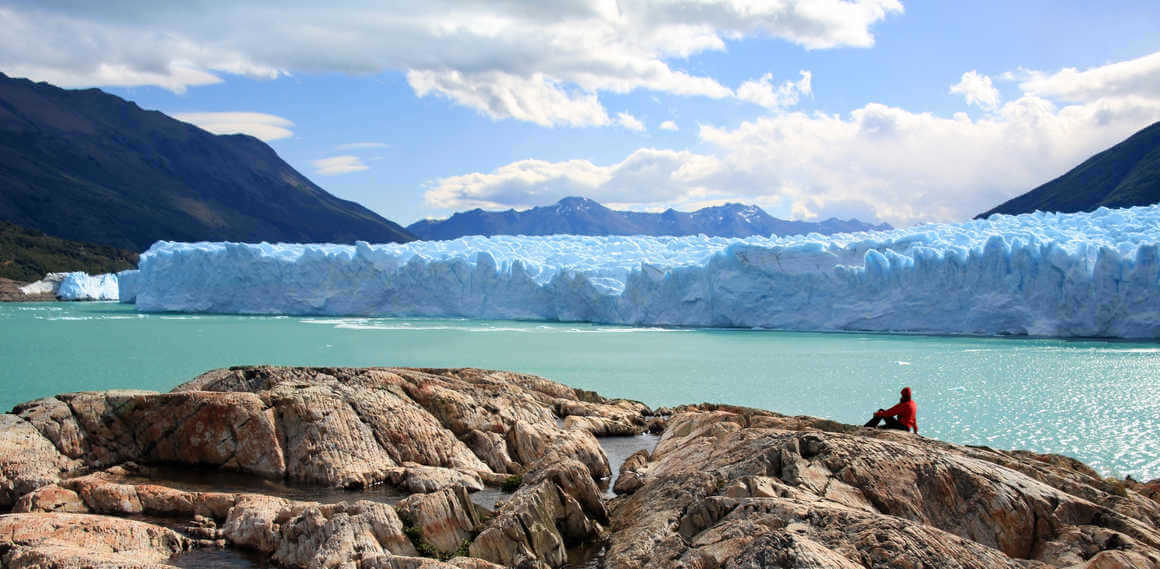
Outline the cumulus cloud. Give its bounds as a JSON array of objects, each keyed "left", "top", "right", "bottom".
[
  {"left": 1017, "top": 51, "right": 1160, "bottom": 103},
  {"left": 0, "top": 1, "right": 901, "bottom": 126},
  {"left": 172, "top": 112, "right": 294, "bottom": 141},
  {"left": 425, "top": 149, "right": 722, "bottom": 210},
  {"left": 313, "top": 155, "right": 369, "bottom": 175},
  {"left": 949, "top": 70, "right": 1000, "bottom": 110},
  {"left": 736, "top": 71, "right": 813, "bottom": 110},
  {"left": 659, "top": 120, "right": 679, "bottom": 131},
  {"left": 616, "top": 112, "right": 646, "bottom": 132},
  {"left": 407, "top": 70, "right": 610, "bottom": 127},
  {"left": 425, "top": 52, "right": 1160, "bottom": 226}
]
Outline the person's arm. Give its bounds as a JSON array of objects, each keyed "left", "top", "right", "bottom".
[
  {"left": 879, "top": 402, "right": 906, "bottom": 418},
  {"left": 913, "top": 419, "right": 918, "bottom": 435}
]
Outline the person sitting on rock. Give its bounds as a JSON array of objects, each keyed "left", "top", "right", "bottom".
[{"left": 864, "top": 387, "right": 917, "bottom": 433}]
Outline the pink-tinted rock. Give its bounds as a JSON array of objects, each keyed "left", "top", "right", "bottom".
[{"left": 0, "top": 513, "right": 188, "bottom": 568}]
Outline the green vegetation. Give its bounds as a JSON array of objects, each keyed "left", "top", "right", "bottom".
[
  {"left": 0, "top": 221, "right": 137, "bottom": 282},
  {"left": 979, "top": 121, "right": 1160, "bottom": 217},
  {"left": 501, "top": 474, "right": 523, "bottom": 492},
  {"left": 402, "top": 525, "right": 473, "bottom": 561}
]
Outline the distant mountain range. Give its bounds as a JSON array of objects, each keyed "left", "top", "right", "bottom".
[
  {"left": 0, "top": 73, "right": 413, "bottom": 251},
  {"left": 979, "top": 121, "right": 1160, "bottom": 218},
  {"left": 407, "top": 197, "right": 891, "bottom": 240}
]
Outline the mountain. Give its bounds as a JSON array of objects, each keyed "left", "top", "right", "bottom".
[
  {"left": 407, "top": 197, "right": 891, "bottom": 240},
  {"left": 0, "top": 73, "right": 413, "bottom": 251},
  {"left": 0, "top": 221, "right": 137, "bottom": 282},
  {"left": 978, "top": 121, "right": 1160, "bottom": 218}
]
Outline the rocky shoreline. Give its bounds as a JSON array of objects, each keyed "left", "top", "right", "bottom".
[
  {"left": 1, "top": 366, "right": 1158, "bottom": 568},
  {"left": 0, "top": 278, "right": 54, "bottom": 302}
]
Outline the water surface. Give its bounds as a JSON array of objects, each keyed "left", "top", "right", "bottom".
[{"left": 3, "top": 302, "right": 1158, "bottom": 479}]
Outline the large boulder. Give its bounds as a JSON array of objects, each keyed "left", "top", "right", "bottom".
[
  {"left": 604, "top": 408, "right": 1160, "bottom": 569},
  {"left": 0, "top": 415, "right": 78, "bottom": 509},
  {"left": 0, "top": 513, "right": 188, "bottom": 569},
  {"left": 396, "top": 485, "right": 482, "bottom": 555}
]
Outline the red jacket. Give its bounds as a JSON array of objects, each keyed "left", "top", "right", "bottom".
[{"left": 876, "top": 400, "right": 918, "bottom": 433}]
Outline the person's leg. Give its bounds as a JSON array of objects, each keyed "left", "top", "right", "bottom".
[
  {"left": 881, "top": 416, "right": 908, "bottom": 431},
  {"left": 864, "top": 412, "right": 884, "bottom": 428}
]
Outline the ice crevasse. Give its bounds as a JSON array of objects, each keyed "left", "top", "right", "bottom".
[{"left": 121, "top": 206, "right": 1160, "bottom": 338}]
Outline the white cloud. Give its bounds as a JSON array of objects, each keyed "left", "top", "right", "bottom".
[
  {"left": 659, "top": 120, "right": 679, "bottom": 131},
  {"left": 425, "top": 52, "right": 1160, "bottom": 226},
  {"left": 0, "top": 1, "right": 901, "bottom": 126},
  {"left": 736, "top": 71, "right": 813, "bottom": 110},
  {"left": 949, "top": 70, "right": 1000, "bottom": 110},
  {"left": 425, "top": 149, "right": 722, "bottom": 211},
  {"left": 407, "top": 70, "right": 610, "bottom": 127},
  {"left": 616, "top": 112, "right": 646, "bottom": 132},
  {"left": 336, "top": 142, "right": 389, "bottom": 151},
  {"left": 171, "top": 112, "right": 294, "bottom": 141},
  {"left": 1018, "top": 51, "right": 1160, "bottom": 103},
  {"left": 313, "top": 155, "right": 369, "bottom": 175}
]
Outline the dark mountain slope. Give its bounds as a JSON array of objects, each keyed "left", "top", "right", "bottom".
[
  {"left": 0, "top": 72, "right": 413, "bottom": 250},
  {"left": 0, "top": 221, "right": 137, "bottom": 282},
  {"left": 407, "top": 197, "right": 890, "bottom": 240},
  {"left": 979, "top": 121, "right": 1160, "bottom": 218}
]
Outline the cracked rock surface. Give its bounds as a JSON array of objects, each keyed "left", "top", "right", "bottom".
[
  {"left": 2, "top": 368, "right": 1158, "bottom": 569},
  {"left": 0, "top": 366, "right": 647, "bottom": 568},
  {"left": 604, "top": 404, "right": 1160, "bottom": 569}
]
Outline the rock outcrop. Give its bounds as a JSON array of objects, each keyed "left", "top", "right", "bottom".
[
  {"left": 2, "top": 368, "right": 1159, "bottom": 569},
  {"left": 0, "top": 513, "right": 189, "bottom": 568},
  {"left": 604, "top": 405, "right": 1160, "bottom": 569},
  {"left": 0, "top": 366, "right": 648, "bottom": 568}
]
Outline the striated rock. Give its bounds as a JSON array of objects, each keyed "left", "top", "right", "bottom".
[
  {"left": 268, "top": 382, "right": 398, "bottom": 487},
  {"left": 222, "top": 494, "right": 290, "bottom": 553},
  {"left": 468, "top": 456, "right": 608, "bottom": 567},
  {"left": 272, "top": 501, "right": 417, "bottom": 568},
  {"left": 463, "top": 429, "right": 519, "bottom": 474},
  {"left": 12, "top": 485, "right": 87, "bottom": 514},
  {"left": 6, "top": 367, "right": 1157, "bottom": 569},
  {"left": 396, "top": 485, "right": 481, "bottom": 555},
  {"left": 13, "top": 398, "right": 87, "bottom": 459},
  {"left": 604, "top": 408, "right": 1160, "bottom": 569},
  {"left": 388, "top": 464, "right": 485, "bottom": 494},
  {"left": 0, "top": 513, "right": 188, "bottom": 568},
  {"left": 506, "top": 420, "right": 610, "bottom": 480},
  {"left": 362, "top": 555, "right": 506, "bottom": 569},
  {"left": 612, "top": 449, "right": 650, "bottom": 495},
  {"left": 469, "top": 480, "right": 570, "bottom": 567},
  {"left": 0, "top": 414, "right": 78, "bottom": 509},
  {"left": 562, "top": 415, "right": 640, "bottom": 436}
]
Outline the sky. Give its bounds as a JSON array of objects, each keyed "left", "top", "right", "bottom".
[{"left": 2, "top": 1, "right": 1160, "bottom": 228}]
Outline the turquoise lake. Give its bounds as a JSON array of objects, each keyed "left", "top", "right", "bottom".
[{"left": 2, "top": 301, "right": 1159, "bottom": 480}]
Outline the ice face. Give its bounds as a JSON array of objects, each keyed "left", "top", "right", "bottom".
[
  {"left": 117, "top": 269, "right": 139, "bottom": 303},
  {"left": 128, "top": 206, "right": 1160, "bottom": 338},
  {"left": 56, "top": 272, "right": 120, "bottom": 301}
]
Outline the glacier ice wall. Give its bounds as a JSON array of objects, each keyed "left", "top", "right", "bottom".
[
  {"left": 117, "top": 269, "right": 139, "bottom": 303},
  {"left": 57, "top": 272, "right": 120, "bottom": 301},
  {"left": 131, "top": 206, "right": 1160, "bottom": 338}
]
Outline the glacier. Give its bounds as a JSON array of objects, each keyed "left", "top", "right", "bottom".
[
  {"left": 56, "top": 272, "right": 120, "bottom": 301},
  {"left": 125, "top": 206, "right": 1160, "bottom": 338}
]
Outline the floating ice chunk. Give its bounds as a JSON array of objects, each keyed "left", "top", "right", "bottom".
[{"left": 131, "top": 205, "right": 1160, "bottom": 338}]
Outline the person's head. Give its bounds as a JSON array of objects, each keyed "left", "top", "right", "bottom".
[{"left": 900, "top": 387, "right": 912, "bottom": 402}]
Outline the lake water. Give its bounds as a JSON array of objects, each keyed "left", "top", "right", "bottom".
[{"left": 2, "top": 302, "right": 1159, "bottom": 480}]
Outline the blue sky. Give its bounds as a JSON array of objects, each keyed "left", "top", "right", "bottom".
[{"left": 2, "top": 1, "right": 1160, "bottom": 227}]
